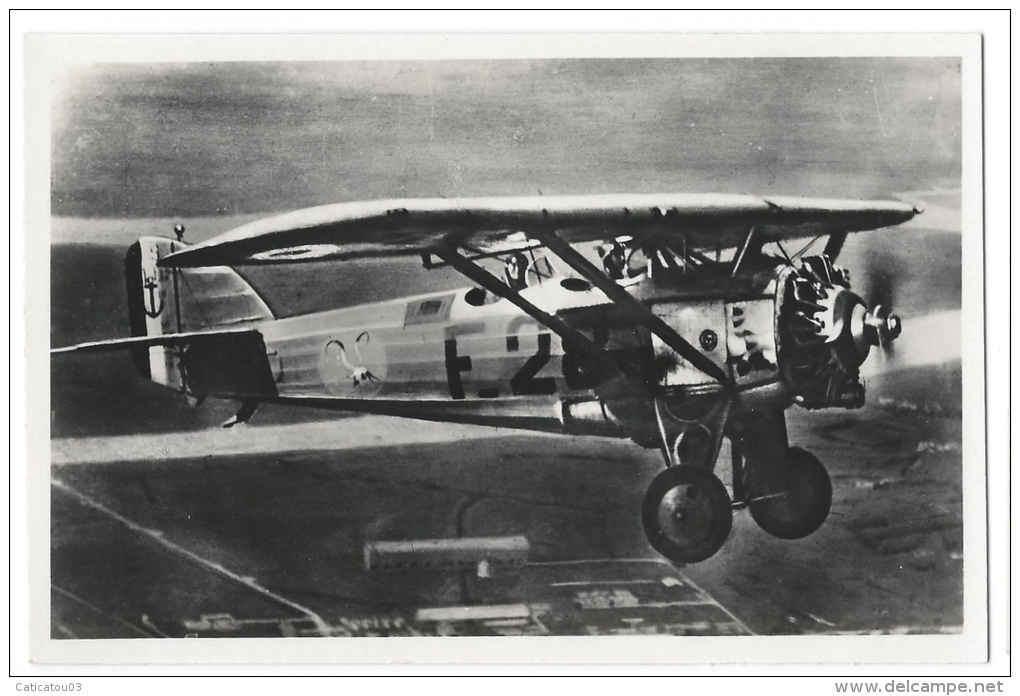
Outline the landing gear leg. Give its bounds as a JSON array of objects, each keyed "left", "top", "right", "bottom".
[
  {"left": 731, "top": 411, "right": 832, "bottom": 540},
  {"left": 641, "top": 395, "right": 733, "bottom": 564},
  {"left": 653, "top": 396, "right": 731, "bottom": 469}
]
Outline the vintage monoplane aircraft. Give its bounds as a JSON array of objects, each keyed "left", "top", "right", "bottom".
[{"left": 53, "top": 193, "right": 919, "bottom": 563}]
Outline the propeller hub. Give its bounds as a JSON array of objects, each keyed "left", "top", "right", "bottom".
[
  {"left": 862, "top": 304, "right": 902, "bottom": 348},
  {"left": 829, "top": 290, "right": 873, "bottom": 371}
]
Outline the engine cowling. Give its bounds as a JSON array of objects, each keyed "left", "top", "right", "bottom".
[{"left": 777, "top": 254, "right": 900, "bottom": 409}]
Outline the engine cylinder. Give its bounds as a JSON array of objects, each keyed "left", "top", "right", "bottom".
[{"left": 776, "top": 254, "right": 897, "bottom": 409}]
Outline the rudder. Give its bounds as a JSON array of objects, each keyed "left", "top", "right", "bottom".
[{"left": 125, "top": 236, "right": 275, "bottom": 390}]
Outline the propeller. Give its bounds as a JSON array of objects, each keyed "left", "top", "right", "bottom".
[{"left": 859, "top": 248, "right": 903, "bottom": 357}]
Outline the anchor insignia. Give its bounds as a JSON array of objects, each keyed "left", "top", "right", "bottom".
[{"left": 143, "top": 277, "right": 164, "bottom": 318}]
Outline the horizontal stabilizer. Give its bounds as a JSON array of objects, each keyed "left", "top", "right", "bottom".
[{"left": 51, "top": 327, "right": 259, "bottom": 355}]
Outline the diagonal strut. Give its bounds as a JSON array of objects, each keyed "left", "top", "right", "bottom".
[
  {"left": 533, "top": 230, "right": 729, "bottom": 383},
  {"left": 431, "top": 243, "right": 621, "bottom": 381}
]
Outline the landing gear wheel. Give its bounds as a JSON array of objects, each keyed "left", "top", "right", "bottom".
[
  {"left": 746, "top": 447, "right": 832, "bottom": 540},
  {"left": 642, "top": 465, "right": 733, "bottom": 564}
]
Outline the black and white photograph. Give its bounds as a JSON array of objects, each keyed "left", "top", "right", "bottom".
[{"left": 22, "top": 28, "right": 991, "bottom": 668}]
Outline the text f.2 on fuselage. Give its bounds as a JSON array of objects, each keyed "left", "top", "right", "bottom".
[{"left": 53, "top": 193, "right": 918, "bottom": 564}]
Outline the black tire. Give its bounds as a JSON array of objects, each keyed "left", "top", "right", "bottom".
[
  {"left": 641, "top": 465, "right": 733, "bottom": 564},
  {"left": 746, "top": 447, "right": 832, "bottom": 540}
]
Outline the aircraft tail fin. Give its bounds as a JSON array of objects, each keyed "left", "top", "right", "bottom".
[{"left": 123, "top": 236, "right": 276, "bottom": 390}]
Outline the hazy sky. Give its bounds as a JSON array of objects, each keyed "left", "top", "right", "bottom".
[{"left": 51, "top": 58, "right": 961, "bottom": 218}]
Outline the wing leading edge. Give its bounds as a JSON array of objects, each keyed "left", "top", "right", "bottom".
[{"left": 159, "top": 193, "right": 920, "bottom": 269}]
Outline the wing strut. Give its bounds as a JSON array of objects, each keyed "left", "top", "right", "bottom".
[
  {"left": 533, "top": 230, "right": 729, "bottom": 383},
  {"left": 730, "top": 226, "right": 759, "bottom": 280},
  {"left": 823, "top": 231, "right": 848, "bottom": 261},
  {"left": 432, "top": 244, "right": 620, "bottom": 379}
]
